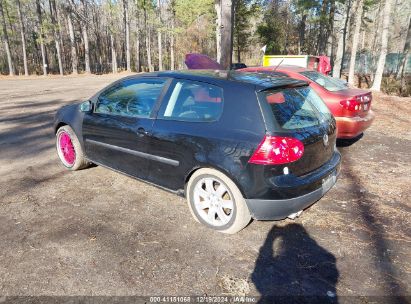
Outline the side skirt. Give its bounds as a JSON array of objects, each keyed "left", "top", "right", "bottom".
[{"left": 85, "top": 158, "right": 186, "bottom": 197}]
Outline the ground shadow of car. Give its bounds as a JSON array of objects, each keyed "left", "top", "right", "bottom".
[
  {"left": 336, "top": 133, "right": 364, "bottom": 147},
  {"left": 251, "top": 223, "right": 339, "bottom": 304}
]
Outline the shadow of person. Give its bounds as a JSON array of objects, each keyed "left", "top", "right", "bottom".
[{"left": 251, "top": 224, "right": 339, "bottom": 304}]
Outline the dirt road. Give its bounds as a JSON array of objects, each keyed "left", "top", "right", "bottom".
[{"left": 0, "top": 74, "right": 410, "bottom": 299}]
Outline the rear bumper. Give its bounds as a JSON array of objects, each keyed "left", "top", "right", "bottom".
[
  {"left": 245, "top": 152, "right": 341, "bottom": 220},
  {"left": 336, "top": 110, "right": 375, "bottom": 139}
]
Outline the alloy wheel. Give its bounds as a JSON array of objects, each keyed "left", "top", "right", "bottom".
[{"left": 193, "top": 177, "right": 234, "bottom": 226}]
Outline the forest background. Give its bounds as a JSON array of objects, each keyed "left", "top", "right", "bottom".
[{"left": 0, "top": 0, "right": 410, "bottom": 95}]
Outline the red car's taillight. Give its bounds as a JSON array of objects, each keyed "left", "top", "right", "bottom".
[
  {"left": 340, "top": 99, "right": 361, "bottom": 111},
  {"left": 248, "top": 136, "right": 304, "bottom": 165}
]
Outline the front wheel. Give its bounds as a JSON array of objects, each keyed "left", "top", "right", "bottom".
[
  {"left": 56, "top": 125, "right": 89, "bottom": 171},
  {"left": 186, "top": 168, "right": 251, "bottom": 234}
]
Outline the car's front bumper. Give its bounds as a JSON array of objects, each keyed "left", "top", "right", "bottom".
[
  {"left": 245, "top": 152, "right": 341, "bottom": 220},
  {"left": 336, "top": 110, "right": 375, "bottom": 139}
]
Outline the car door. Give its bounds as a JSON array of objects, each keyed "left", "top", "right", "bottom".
[
  {"left": 146, "top": 79, "right": 225, "bottom": 191},
  {"left": 82, "top": 77, "right": 169, "bottom": 180}
]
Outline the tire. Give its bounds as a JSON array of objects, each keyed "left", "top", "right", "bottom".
[
  {"left": 56, "top": 125, "right": 89, "bottom": 171},
  {"left": 186, "top": 168, "right": 251, "bottom": 234}
]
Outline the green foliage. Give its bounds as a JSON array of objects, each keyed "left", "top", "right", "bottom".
[
  {"left": 233, "top": 0, "right": 259, "bottom": 60},
  {"left": 256, "top": 1, "right": 288, "bottom": 54},
  {"left": 257, "top": 22, "right": 285, "bottom": 54},
  {"left": 173, "top": 0, "right": 216, "bottom": 57},
  {"left": 174, "top": 0, "right": 214, "bottom": 28}
]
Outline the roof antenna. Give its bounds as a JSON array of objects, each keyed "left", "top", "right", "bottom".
[{"left": 272, "top": 58, "right": 284, "bottom": 72}]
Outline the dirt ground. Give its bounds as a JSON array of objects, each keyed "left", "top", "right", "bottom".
[{"left": 0, "top": 74, "right": 410, "bottom": 301}]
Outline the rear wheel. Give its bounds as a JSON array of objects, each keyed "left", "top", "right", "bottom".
[
  {"left": 56, "top": 125, "right": 89, "bottom": 171},
  {"left": 186, "top": 168, "right": 251, "bottom": 234}
]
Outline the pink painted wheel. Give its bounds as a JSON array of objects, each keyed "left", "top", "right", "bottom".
[
  {"left": 58, "top": 131, "right": 76, "bottom": 166},
  {"left": 56, "top": 125, "right": 89, "bottom": 171}
]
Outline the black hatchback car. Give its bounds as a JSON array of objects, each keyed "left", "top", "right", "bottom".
[{"left": 54, "top": 70, "right": 341, "bottom": 233}]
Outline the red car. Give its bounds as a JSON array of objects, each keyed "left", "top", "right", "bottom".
[{"left": 239, "top": 65, "right": 375, "bottom": 139}]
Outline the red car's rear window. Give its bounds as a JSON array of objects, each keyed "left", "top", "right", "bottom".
[{"left": 300, "top": 71, "right": 347, "bottom": 92}]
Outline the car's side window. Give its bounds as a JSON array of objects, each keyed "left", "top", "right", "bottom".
[
  {"left": 95, "top": 78, "right": 167, "bottom": 117},
  {"left": 159, "top": 80, "right": 224, "bottom": 122}
]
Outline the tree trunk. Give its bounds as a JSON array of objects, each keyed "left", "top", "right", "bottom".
[
  {"left": 35, "top": 0, "right": 47, "bottom": 75},
  {"left": 170, "top": 19, "right": 175, "bottom": 70},
  {"left": 237, "top": 32, "right": 241, "bottom": 63},
  {"left": 0, "top": 1, "right": 13, "bottom": 76},
  {"left": 337, "top": 0, "right": 353, "bottom": 77},
  {"left": 144, "top": 4, "right": 153, "bottom": 72},
  {"left": 110, "top": 33, "right": 117, "bottom": 73},
  {"left": 146, "top": 28, "right": 153, "bottom": 72},
  {"left": 215, "top": 0, "right": 222, "bottom": 63},
  {"left": 17, "top": 0, "right": 28, "bottom": 76},
  {"left": 328, "top": 0, "right": 336, "bottom": 65},
  {"left": 55, "top": 2, "right": 65, "bottom": 73},
  {"left": 169, "top": 0, "right": 175, "bottom": 70},
  {"left": 81, "top": 0, "right": 90, "bottom": 74},
  {"left": 371, "top": 1, "right": 383, "bottom": 61},
  {"left": 82, "top": 25, "right": 90, "bottom": 73},
  {"left": 333, "top": 29, "right": 344, "bottom": 78},
  {"left": 67, "top": 12, "right": 78, "bottom": 74},
  {"left": 318, "top": 0, "right": 329, "bottom": 54},
  {"left": 348, "top": 0, "right": 363, "bottom": 85},
  {"left": 284, "top": 6, "right": 289, "bottom": 54},
  {"left": 49, "top": 0, "right": 63, "bottom": 75},
  {"left": 332, "top": 2, "right": 346, "bottom": 77},
  {"left": 396, "top": 16, "right": 410, "bottom": 79},
  {"left": 371, "top": 0, "right": 393, "bottom": 91},
  {"left": 134, "top": 6, "right": 141, "bottom": 72},
  {"left": 157, "top": 32, "right": 162, "bottom": 71},
  {"left": 157, "top": 0, "right": 163, "bottom": 71},
  {"left": 217, "top": 0, "right": 233, "bottom": 69},
  {"left": 135, "top": 32, "right": 140, "bottom": 72},
  {"left": 299, "top": 13, "right": 307, "bottom": 54},
  {"left": 124, "top": 0, "right": 130, "bottom": 71},
  {"left": 54, "top": 35, "right": 63, "bottom": 76}
]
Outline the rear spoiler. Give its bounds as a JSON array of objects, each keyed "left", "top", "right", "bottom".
[{"left": 257, "top": 79, "right": 309, "bottom": 92}]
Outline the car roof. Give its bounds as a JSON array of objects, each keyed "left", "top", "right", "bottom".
[{"left": 127, "top": 69, "right": 308, "bottom": 91}]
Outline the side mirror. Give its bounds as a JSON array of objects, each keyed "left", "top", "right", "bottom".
[{"left": 80, "top": 100, "right": 92, "bottom": 113}]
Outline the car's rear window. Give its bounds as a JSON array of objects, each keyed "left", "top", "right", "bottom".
[
  {"left": 300, "top": 71, "right": 347, "bottom": 92},
  {"left": 260, "top": 86, "right": 332, "bottom": 130}
]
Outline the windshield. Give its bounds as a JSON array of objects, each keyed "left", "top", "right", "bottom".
[
  {"left": 300, "top": 71, "right": 347, "bottom": 92},
  {"left": 260, "top": 86, "right": 332, "bottom": 130}
]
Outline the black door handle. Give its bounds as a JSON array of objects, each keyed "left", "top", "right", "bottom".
[{"left": 137, "top": 127, "right": 150, "bottom": 137}]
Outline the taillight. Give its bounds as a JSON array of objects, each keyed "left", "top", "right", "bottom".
[
  {"left": 340, "top": 99, "right": 361, "bottom": 111},
  {"left": 362, "top": 94, "right": 372, "bottom": 103},
  {"left": 248, "top": 136, "right": 304, "bottom": 165}
]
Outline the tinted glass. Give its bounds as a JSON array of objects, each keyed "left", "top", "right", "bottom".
[
  {"left": 300, "top": 71, "right": 347, "bottom": 92},
  {"left": 261, "top": 86, "right": 332, "bottom": 130},
  {"left": 248, "top": 70, "right": 288, "bottom": 78},
  {"left": 160, "top": 80, "right": 223, "bottom": 122},
  {"left": 270, "top": 71, "right": 288, "bottom": 77},
  {"left": 96, "top": 78, "right": 166, "bottom": 117}
]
